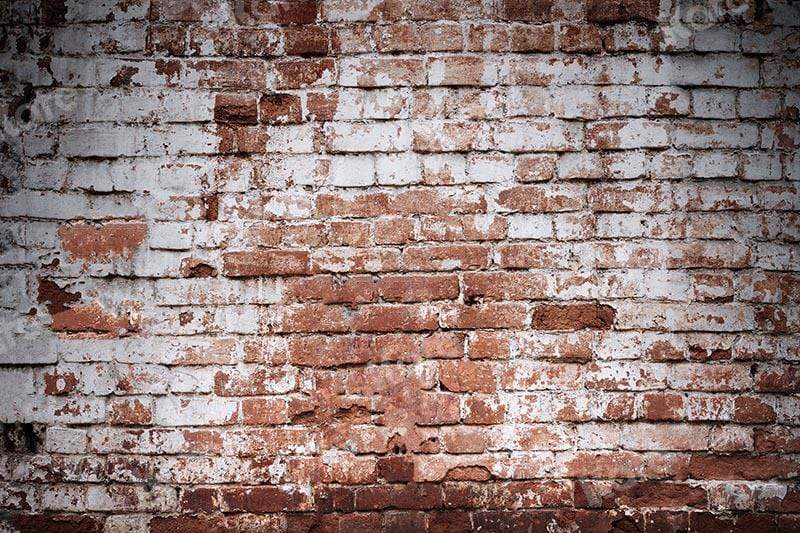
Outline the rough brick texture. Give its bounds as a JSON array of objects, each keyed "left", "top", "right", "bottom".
[{"left": 1, "top": 0, "right": 799, "bottom": 530}]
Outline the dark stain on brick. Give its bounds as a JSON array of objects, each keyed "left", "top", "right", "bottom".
[
  {"left": 110, "top": 65, "right": 139, "bottom": 87},
  {"left": 37, "top": 278, "right": 81, "bottom": 315}
]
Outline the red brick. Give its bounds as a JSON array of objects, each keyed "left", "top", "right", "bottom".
[
  {"left": 340, "top": 57, "right": 425, "bottom": 87},
  {"left": 497, "top": 185, "right": 584, "bottom": 212},
  {"left": 463, "top": 395, "right": 506, "bottom": 424},
  {"left": 691, "top": 512, "right": 777, "bottom": 533},
  {"left": 288, "top": 335, "right": 373, "bottom": 367},
  {"left": 587, "top": 0, "right": 661, "bottom": 22},
  {"left": 500, "top": 0, "right": 554, "bottom": 22},
  {"left": 242, "top": 397, "right": 289, "bottom": 425},
  {"left": 58, "top": 222, "right": 147, "bottom": 263},
  {"left": 428, "top": 55, "right": 494, "bottom": 86},
  {"left": 189, "top": 59, "right": 267, "bottom": 90},
  {"left": 148, "top": 24, "right": 187, "bottom": 55},
  {"left": 440, "top": 360, "right": 497, "bottom": 393},
  {"left": 222, "top": 250, "right": 309, "bottom": 276},
  {"left": 689, "top": 455, "right": 800, "bottom": 480},
  {"left": 532, "top": 303, "right": 616, "bottom": 330},
  {"left": 375, "top": 217, "right": 417, "bottom": 244},
  {"left": 575, "top": 481, "right": 707, "bottom": 509},
  {"left": 378, "top": 274, "right": 459, "bottom": 302},
  {"left": 217, "top": 124, "right": 268, "bottom": 153},
  {"left": 374, "top": 23, "right": 421, "bottom": 52},
  {"left": 109, "top": 398, "right": 153, "bottom": 425},
  {"left": 559, "top": 24, "right": 603, "bottom": 53},
  {"left": 409, "top": 0, "right": 488, "bottom": 20},
  {"left": 352, "top": 304, "right": 439, "bottom": 332},
  {"left": 283, "top": 25, "right": 329, "bottom": 55},
  {"left": 283, "top": 275, "right": 377, "bottom": 304},
  {"left": 12, "top": 515, "right": 103, "bottom": 533},
  {"left": 44, "top": 370, "right": 78, "bottom": 395},
  {"left": 328, "top": 220, "right": 371, "bottom": 246},
  {"left": 237, "top": 0, "right": 319, "bottom": 24},
  {"left": 642, "top": 392, "right": 685, "bottom": 421},
  {"left": 275, "top": 58, "right": 335, "bottom": 88},
  {"left": 467, "top": 331, "right": 512, "bottom": 359},
  {"left": 441, "top": 303, "right": 528, "bottom": 329},
  {"left": 510, "top": 24, "right": 555, "bottom": 52},
  {"left": 463, "top": 271, "right": 549, "bottom": 300},
  {"left": 733, "top": 395, "right": 776, "bottom": 423},
  {"left": 377, "top": 456, "right": 414, "bottom": 482},
  {"left": 306, "top": 91, "right": 339, "bottom": 121},
  {"left": 275, "top": 304, "right": 349, "bottom": 333},
  {"left": 50, "top": 302, "right": 137, "bottom": 336},
  {"left": 214, "top": 94, "right": 258, "bottom": 124},
  {"left": 149, "top": 516, "right": 226, "bottom": 533},
  {"left": 259, "top": 93, "right": 302, "bottom": 124},
  {"left": 402, "top": 244, "right": 490, "bottom": 271},
  {"left": 421, "top": 332, "right": 465, "bottom": 359},
  {"left": 180, "top": 487, "right": 218, "bottom": 513},
  {"left": 755, "top": 365, "right": 800, "bottom": 392},
  {"left": 354, "top": 483, "right": 443, "bottom": 510},
  {"left": 221, "top": 486, "right": 311, "bottom": 512}
]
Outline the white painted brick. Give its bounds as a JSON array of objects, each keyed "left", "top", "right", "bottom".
[
  {"left": 420, "top": 154, "right": 467, "bottom": 184},
  {"left": 148, "top": 222, "right": 194, "bottom": 250},
  {"left": 692, "top": 151, "right": 739, "bottom": 178},
  {"left": 329, "top": 154, "right": 376, "bottom": 187},
  {"left": 326, "top": 121, "right": 411, "bottom": 152},
  {"left": 693, "top": 89, "right": 737, "bottom": 119},
  {"left": 154, "top": 396, "right": 239, "bottom": 426},
  {"left": 742, "top": 152, "right": 782, "bottom": 181},
  {"left": 376, "top": 153, "right": 421, "bottom": 185},
  {"left": 466, "top": 153, "right": 514, "bottom": 183},
  {"left": 738, "top": 89, "right": 781, "bottom": 118},
  {"left": 508, "top": 215, "right": 554, "bottom": 239},
  {"left": 45, "top": 427, "right": 89, "bottom": 454}
]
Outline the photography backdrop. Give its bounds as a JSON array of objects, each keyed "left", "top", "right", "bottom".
[{"left": 1, "top": 0, "right": 799, "bottom": 531}]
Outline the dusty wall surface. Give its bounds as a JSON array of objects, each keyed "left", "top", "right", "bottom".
[{"left": 1, "top": 0, "right": 799, "bottom": 531}]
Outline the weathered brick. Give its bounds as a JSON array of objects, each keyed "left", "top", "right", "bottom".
[
  {"left": 275, "top": 58, "right": 335, "bottom": 88},
  {"left": 222, "top": 250, "right": 309, "bottom": 276},
  {"left": 2, "top": 1, "right": 795, "bottom": 524},
  {"left": 338, "top": 57, "right": 426, "bottom": 86},
  {"left": 58, "top": 221, "right": 147, "bottom": 263},
  {"left": 259, "top": 93, "right": 302, "bottom": 124},
  {"left": 284, "top": 25, "right": 329, "bottom": 56},
  {"left": 214, "top": 94, "right": 258, "bottom": 124},
  {"left": 560, "top": 24, "right": 603, "bottom": 53},
  {"left": 586, "top": 0, "right": 661, "bottom": 23},
  {"left": 221, "top": 485, "right": 312, "bottom": 512},
  {"left": 377, "top": 274, "right": 459, "bottom": 302},
  {"left": 532, "top": 303, "right": 617, "bottom": 330}
]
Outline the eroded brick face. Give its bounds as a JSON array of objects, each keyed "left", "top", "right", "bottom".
[{"left": 1, "top": 0, "right": 799, "bottom": 530}]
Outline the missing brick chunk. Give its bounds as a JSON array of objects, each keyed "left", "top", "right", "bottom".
[{"left": 2, "top": 423, "right": 42, "bottom": 453}]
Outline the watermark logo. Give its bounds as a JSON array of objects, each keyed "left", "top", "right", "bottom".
[
  {"left": 2, "top": 55, "right": 94, "bottom": 141},
  {"left": 666, "top": 0, "right": 757, "bottom": 42}
]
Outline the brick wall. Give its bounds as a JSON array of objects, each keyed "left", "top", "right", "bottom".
[{"left": 1, "top": 0, "right": 799, "bottom": 531}]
